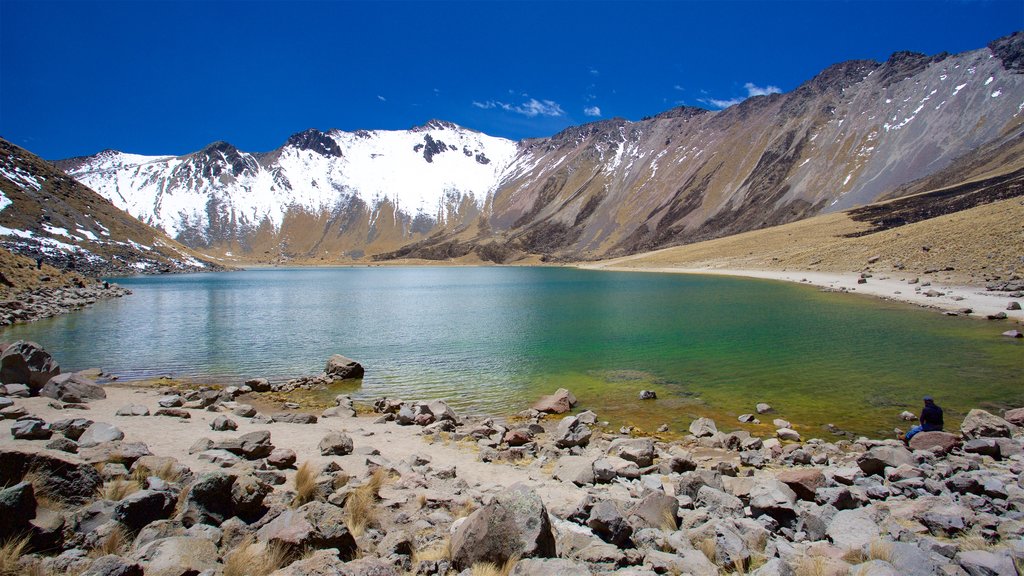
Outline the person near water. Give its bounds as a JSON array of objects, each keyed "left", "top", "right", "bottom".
[{"left": 898, "top": 396, "right": 944, "bottom": 442}]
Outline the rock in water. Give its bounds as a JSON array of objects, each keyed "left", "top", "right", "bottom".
[
  {"left": 450, "top": 483, "right": 556, "bottom": 570},
  {"left": 324, "top": 354, "right": 364, "bottom": 380},
  {"left": 0, "top": 340, "right": 60, "bottom": 391},
  {"left": 531, "top": 388, "right": 577, "bottom": 414}
]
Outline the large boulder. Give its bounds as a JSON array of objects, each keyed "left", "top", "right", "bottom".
[
  {"left": 552, "top": 456, "right": 595, "bottom": 486},
  {"left": 0, "top": 481, "right": 35, "bottom": 540},
  {"left": 554, "top": 415, "right": 592, "bottom": 448},
  {"left": 11, "top": 418, "right": 52, "bottom": 440},
  {"left": 113, "top": 490, "right": 176, "bottom": 532},
  {"left": 776, "top": 469, "right": 825, "bottom": 501},
  {"left": 0, "top": 447, "right": 102, "bottom": 505},
  {"left": 318, "top": 431, "right": 353, "bottom": 456},
  {"left": 1003, "top": 407, "right": 1024, "bottom": 426},
  {"left": 748, "top": 478, "right": 797, "bottom": 523},
  {"left": 908, "top": 431, "right": 959, "bottom": 454},
  {"left": 607, "top": 437, "right": 656, "bottom": 467},
  {"left": 131, "top": 536, "right": 219, "bottom": 576},
  {"left": 256, "top": 504, "right": 356, "bottom": 560},
  {"left": 827, "top": 508, "right": 879, "bottom": 550},
  {"left": 531, "top": 388, "right": 577, "bottom": 414},
  {"left": 627, "top": 491, "right": 679, "bottom": 530},
  {"left": 688, "top": 417, "right": 717, "bottom": 438},
  {"left": 180, "top": 471, "right": 236, "bottom": 526},
  {"left": 215, "top": 430, "right": 274, "bottom": 459},
  {"left": 39, "top": 373, "right": 106, "bottom": 403},
  {"left": 324, "top": 354, "right": 364, "bottom": 380},
  {"left": 77, "top": 423, "right": 125, "bottom": 448},
  {"left": 0, "top": 340, "right": 60, "bottom": 391},
  {"left": 857, "top": 445, "right": 914, "bottom": 476},
  {"left": 450, "top": 483, "right": 556, "bottom": 570},
  {"left": 960, "top": 409, "right": 1013, "bottom": 439},
  {"left": 587, "top": 500, "right": 633, "bottom": 547}
]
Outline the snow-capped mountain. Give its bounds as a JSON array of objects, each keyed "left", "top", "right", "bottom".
[
  {"left": 59, "top": 120, "right": 517, "bottom": 259},
  {"left": 59, "top": 32, "right": 1024, "bottom": 263}
]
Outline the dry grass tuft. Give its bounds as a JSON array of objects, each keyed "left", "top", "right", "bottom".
[
  {"left": 659, "top": 507, "right": 678, "bottom": 532},
  {"left": 954, "top": 527, "right": 998, "bottom": 551},
  {"left": 412, "top": 538, "right": 450, "bottom": 563},
  {"left": 131, "top": 460, "right": 182, "bottom": 484},
  {"left": 222, "top": 536, "right": 288, "bottom": 576},
  {"left": 470, "top": 555, "right": 519, "bottom": 576},
  {"left": 454, "top": 500, "right": 477, "bottom": 519},
  {"left": 416, "top": 493, "right": 428, "bottom": 509},
  {"left": 344, "top": 469, "right": 388, "bottom": 536},
  {"left": 89, "top": 525, "right": 129, "bottom": 558},
  {"left": 291, "top": 462, "right": 319, "bottom": 508},
  {"left": 697, "top": 537, "right": 716, "bottom": 565},
  {"left": 793, "top": 556, "right": 829, "bottom": 576},
  {"left": 0, "top": 535, "right": 30, "bottom": 575},
  {"left": 101, "top": 479, "right": 141, "bottom": 501}
]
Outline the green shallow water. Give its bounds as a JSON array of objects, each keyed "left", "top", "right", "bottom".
[{"left": 2, "top": 266, "right": 1021, "bottom": 437}]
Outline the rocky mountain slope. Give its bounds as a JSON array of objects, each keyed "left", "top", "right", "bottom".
[
  {"left": 0, "top": 138, "right": 223, "bottom": 278},
  {"left": 60, "top": 33, "right": 1024, "bottom": 263}
]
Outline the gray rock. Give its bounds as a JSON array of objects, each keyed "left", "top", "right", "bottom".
[
  {"left": 908, "top": 431, "right": 959, "bottom": 454},
  {"left": 1, "top": 383, "right": 30, "bottom": 398},
  {"left": 827, "top": 508, "right": 879, "bottom": 550},
  {"left": 230, "top": 473, "right": 272, "bottom": 520},
  {"left": 153, "top": 408, "right": 190, "bottom": 419},
  {"left": 0, "top": 404, "right": 27, "bottom": 419},
  {"left": 857, "top": 445, "right": 914, "bottom": 476},
  {"left": 50, "top": 418, "right": 95, "bottom": 441},
  {"left": 552, "top": 456, "right": 595, "bottom": 486},
  {"left": 696, "top": 485, "right": 744, "bottom": 517},
  {"left": 113, "top": 490, "right": 175, "bottom": 531},
  {"left": 78, "top": 422, "right": 125, "bottom": 448},
  {"left": 639, "top": 390, "right": 657, "bottom": 400},
  {"left": 156, "top": 395, "right": 182, "bottom": 408},
  {"left": 756, "top": 403, "right": 773, "bottom": 413},
  {"left": 450, "top": 483, "right": 556, "bottom": 570},
  {"left": 40, "top": 373, "right": 106, "bottom": 403},
  {"left": 591, "top": 458, "right": 618, "bottom": 483},
  {"left": 256, "top": 505, "right": 356, "bottom": 560},
  {"left": 587, "top": 500, "right": 632, "bottom": 547},
  {"left": 197, "top": 449, "right": 240, "bottom": 467},
  {"left": 209, "top": 415, "right": 237, "bottom": 431},
  {"left": 0, "top": 444, "right": 101, "bottom": 502},
  {"left": 82, "top": 554, "right": 144, "bottom": 576},
  {"left": 607, "top": 437, "right": 656, "bottom": 467},
  {"left": 531, "top": 388, "right": 576, "bottom": 414},
  {"left": 554, "top": 415, "right": 592, "bottom": 448},
  {"left": 751, "top": 558, "right": 793, "bottom": 576},
  {"left": 267, "top": 448, "right": 297, "bottom": 469},
  {"left": 848, "top": 560, "right": 899, "bottom": 576},
  {"left": 325, "top": 354, "right": 364, "bottom": 380},
  {"left": 271, "top": 412, "right": 318, "bottom": 424},
  {"left": 0, "top": 481, "right": 35, "bottom": 540},
  {"left": 776, "top": 428, "right": 801, "bottom": 441},
  {"left": 232, "top": 404, "right": 257, "bottom": 418},
  {"left": 963, "top": 438, "right": 1001, "bottom": 458},
  {"left": 961, "top": 409, "right": 1013, "bottom": 439},
  {"left": 957, "top": 549, "right": 1017, "bottom": 576},
  {"left": 749, "top": 478, "right": 797, "bottom": 523},
  {"left": 216, "top": 430, "right": 274, "bottom": 459},
  {"left": 510, "top": 558, "right": 591, "bottom": 576},
  {"left": 0, "top": 340, "right": 60, "bottom": 391},
  {"left": 689, "top": 417, "right": 717, "bottom": 437},
  {"left": 115, "top": 404, "right": 149, "bottom": 417},
  {"left": 45, "top": 436, "right": 78, "bottom": 453},
  {"left": 131, "top": 536, "right": 218, "bottom": 576},
  {"left": 181, "top": 471, "right": 236, "bottom": 526},
  {"left": 715, "top": 523, "right": 750, "bottom": 571},
  {"left": 797, "top": 502, "right": 837, "bottom": 541},
  {"left": 11, "top": 418, "right": 52, "bottom": 440},
  {"left": 318, "top": 431, "right": 354, "bottom": 456},
  {"left": 920, "top": 505, "right": 968, "bottom": 536},
  {"left": 627, "top": 491, "right": 679, "bottom": 530}
]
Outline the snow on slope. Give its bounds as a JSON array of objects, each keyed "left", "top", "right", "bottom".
[{"left": 67, "top": 122, "right": 518, "bottom": 239}]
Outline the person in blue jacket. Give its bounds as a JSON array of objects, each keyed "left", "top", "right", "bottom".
[{"left": 899, "top": 396, "right": 944, "bottom": 443}]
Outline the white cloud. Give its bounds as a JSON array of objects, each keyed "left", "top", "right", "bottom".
[
  {"left": 673, "top": 84, "right": 685, "bottom": 92},
  {"left": 589, "top": 68, "right": 600, "bottom": 76},
  {"left": 699, "top": 82, "right": 782, "bottom": 109},
  {"left": 473, "top": 97, "right": 565, "bottom": 117},
  {"left": 377, "top": 95, "right": 387, "bottom": 102},
  {"left": 584, "top": 106, "right": 602, "bottom": 117}
]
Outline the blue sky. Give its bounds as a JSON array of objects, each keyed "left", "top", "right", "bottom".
[{"left": 1, "top": 1, "right": 1021, "bottom": 159}]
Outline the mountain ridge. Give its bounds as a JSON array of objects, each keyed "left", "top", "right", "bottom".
[{"left": 56, "top": 31, "right": 1024, "bottom": 265}]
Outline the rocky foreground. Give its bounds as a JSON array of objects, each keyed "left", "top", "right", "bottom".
[{"left": 1, "top": 346, "right": 1024, "bottom": 576}]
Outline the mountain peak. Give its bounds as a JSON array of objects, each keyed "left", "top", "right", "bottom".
[
  {"left": 411, "top": 119, "right": 465, "bottom": 133},
  {"left": 989, "top": 30, "right": 1024, "bottom": 73},
  {"left": 285, "top": 128, "right": 342, "bottom": 158}
]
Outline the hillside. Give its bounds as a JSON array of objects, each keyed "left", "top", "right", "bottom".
[
  {"left": 0, "top": 138, "right": 225, "bottom": 281},
  {"left": 57, "top": 32, "right": 1024, "bottom": 266}
]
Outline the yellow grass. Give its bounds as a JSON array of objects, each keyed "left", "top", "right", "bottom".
[
  {"left": 470, "top": 555, "right": 519, "bottom": 576},
  {"left": 222, "top": 536, "right": 288, "bottom": 576},
  {"left": 291, "top": 462, "right": 318, "bottom": 508},
  {"left": 131, "top": 460, "right": 182, "bottom": 483},
  {"left": 89, "top": 525, "right": 129, "bottom": 558},
  {"left": 454, "top": 500, "right": 477, "bottom": 519},
  {"left": 344, "top": 469, "right": 388, "bottom": 536},
  {"left": 793, "top": 556, "right": 829, "bottom": 576},
  {"left": 412, "top": 538, "right": 451, "bottom": 563},
  {"left": 0, "top": 536, "right": 29, "bottom": 576},
  {"left": 659, "top": 507, "right": 678, "bottom": 532},
  {"left": 101, "top": 479, "right": 141, "bottom": 501},
  {"left": 698, "top": 537, "right": 716, "bottom": 564}
]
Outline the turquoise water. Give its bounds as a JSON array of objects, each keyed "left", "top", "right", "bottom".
[{"left": 2, "top": 267, "right": 1021, "bottom": 437}]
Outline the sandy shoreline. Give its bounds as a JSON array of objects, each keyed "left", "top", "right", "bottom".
[{"left": 583, "top": 264, "right": 1024, "bottom": 324}]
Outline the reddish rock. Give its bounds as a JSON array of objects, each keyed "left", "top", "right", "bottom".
[
  {"left": 503, "top": 429, "right": 533, "bottom": 447},
  {"left": 776, "top": 468, "right": 825, "bottom": 501},
  {"left": 1004, "top": 407, "right": 1024, "bottom": 426},
  {"left": 531, "top": 388, "right": 577, "bottom": 414},
  {"left": 908, "top": 431, "right": 959, "bottom": 455}
]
